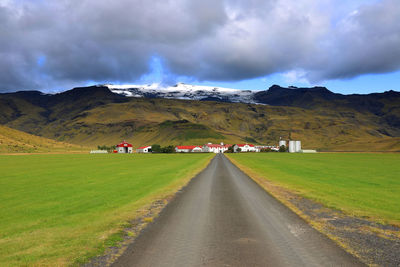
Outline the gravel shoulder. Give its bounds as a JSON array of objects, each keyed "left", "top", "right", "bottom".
[{"left": 110, "top": 154, "right": 363, "bottom": 267}]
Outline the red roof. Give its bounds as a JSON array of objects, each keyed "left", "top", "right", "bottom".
[
  {"left": 176, "top": 146, "right": 200, "bottom": 150},
  {"left": 137, "top": 146, "right": 151, "bottom": 149},
  {"left": 237, "top": 144, "right": 255, "bottom": 147},
  {"left": 116, "top": 141, "right": 133, "bottom": 147}
]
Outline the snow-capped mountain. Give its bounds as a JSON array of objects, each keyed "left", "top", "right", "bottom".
[{"left": 104, "top": 83, "right": 258, "bottom": 103}]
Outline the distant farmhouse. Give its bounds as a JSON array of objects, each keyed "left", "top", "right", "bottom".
[
  {"left": 116, "top": 141, "right": 133, "bottom": 153},
  {"left": 233, "top": 144, "right": 259, "bottom": 152},
  {"left": 136, "top": 146, "right": 152, "bottom": 153},
  {"left": 202, "top": 143, "right": 232, "bottom": 153}
]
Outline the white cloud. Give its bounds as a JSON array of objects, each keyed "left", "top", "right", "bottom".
[{"left": 282, "top": 70, "right": 309, "bottom": 84}]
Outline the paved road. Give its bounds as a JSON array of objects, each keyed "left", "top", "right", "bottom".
[{"left": 113, "top": 154, "right": 363, "bottom": 267}]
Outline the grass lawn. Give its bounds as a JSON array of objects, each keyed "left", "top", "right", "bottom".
[
  {"left": 227, "top": 153, "right": 400, "bottom": 225},
  {"left": 0, "top": 153, "right": 213, "bottom": 266}
]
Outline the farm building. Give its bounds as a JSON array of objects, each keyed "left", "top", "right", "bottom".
[
  {"left": 279, "top": 140, "right": 287, "bottom": 147},
  {"left": 136, "top": 146, "right": 152, "bottom": 153},
  {"left": 175, "top": 146, "right": 203, "bottom": 153},
  {"left": 116, "top": 141, "right": 133, "bottom": 153},
  {"left": 203, "top": 143, "right": 232, "bottom": 153},
  {"left": 288, "top": 140, "right": 302, "bottom": 153},
  {"left": 233, "top": 144, "right": 259, "bottom": 152}
]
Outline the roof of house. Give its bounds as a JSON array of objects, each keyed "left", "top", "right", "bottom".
[
  {"left": 236, "top": 144, "right": 255, "bottom": 147},
  {"left": 116, "top": 141, "right": 133, "bottom": 147},
  {"left": 176, "top": 146, "right": 200, "bottom": 150}
]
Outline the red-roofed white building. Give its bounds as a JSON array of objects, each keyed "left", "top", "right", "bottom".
[
  {"left": 175, "top": 146, "right": 203, "bottom": 153},
  {"left": 136, "top": 146, "right": 152, "bottom": 153},
  {"left": 116, "top": 141, "right": 133, "bottom": 153},
  {"left": 202, "top": 143, "right": 232, "bottom": 153},
  {"left": 234, "top": 144, "right": 259, "bottom": 152}
]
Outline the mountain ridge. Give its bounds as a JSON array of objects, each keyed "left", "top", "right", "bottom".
[{"left": 0, "top": 84, "right": 399, "bottom": 151}]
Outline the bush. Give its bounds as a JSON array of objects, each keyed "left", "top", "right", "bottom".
[
  {"left": 279, "top": 145, "right": 286, "bottom": 152},
  {"left": 227, "top": 145, "right": 235, "bottom": 153},
  {"left": 161, "top": 145, "right": 175, "bottom": 153},
  {"left": 97, "top": 145, "right": 116, "bottom": 152},
  {"left": 151, "top": 144, "right": 162, "bottom": 153},
  {"left": 149, "top": 144, "right": 176, "bottom": 153}
]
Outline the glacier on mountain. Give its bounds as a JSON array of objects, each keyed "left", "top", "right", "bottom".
[{"left": 104, "top": 83, "right": 259, "bottom": 103}]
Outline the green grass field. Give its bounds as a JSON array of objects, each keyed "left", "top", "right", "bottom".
[
  {"left": 0, "top": 153, "right": 213, "bottom": 266},
  {"left": 227, "top": 153, "right": 400, "bottom": 225}
]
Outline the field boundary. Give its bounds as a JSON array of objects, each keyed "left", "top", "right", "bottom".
[
  {"left": 84, "top": 154, "right": 216, "bottom": 267},
  {"left": 226, "top": 154, "right": 400, "bottom": 266}
]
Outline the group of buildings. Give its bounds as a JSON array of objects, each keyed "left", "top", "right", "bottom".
[
  {"left": 91, "top": 139, "right": 315, "bottom": 154},
  {"left": 279, "top": 140, "right": 302, "bottom": 153},
  {"left": 175, "top": 143, "right": 266, "bottom": 153},
  {"left": 110, "top": 142, "right": 281, "bottom": 154}
]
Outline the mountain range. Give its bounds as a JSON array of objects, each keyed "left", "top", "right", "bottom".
[{"left": 0, "top": 84, "right": 399, "bottom": 151}]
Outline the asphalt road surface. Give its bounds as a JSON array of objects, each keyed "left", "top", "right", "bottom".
[{"left": 113, "top": 154, "right": 363, "bottom": 267}]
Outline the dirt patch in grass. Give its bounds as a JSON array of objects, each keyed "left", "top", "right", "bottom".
[{"left": 228, "top": 156, "right": 400, "bottom": 267}]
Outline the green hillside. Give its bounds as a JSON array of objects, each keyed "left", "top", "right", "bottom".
[
  {"left": 0, "top": 125, "right": 86, "bottom": 153},
  {"left": 1, "top": 86, "right": 399, "bottom": 151}
]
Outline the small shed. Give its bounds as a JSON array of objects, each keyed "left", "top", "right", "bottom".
[
  {"left": 136, "top": 146, "right": 152, "bottom": 153},
  {"left": 116, "top": 141, "right": 133, "bottom": 153}
]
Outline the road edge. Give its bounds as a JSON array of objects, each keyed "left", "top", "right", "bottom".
[
  {"left": 83, "top": 154, "right": 216, "bottom": 267},
  {"left": 224, "top": 154, "right": 368, "bottom": 265}
]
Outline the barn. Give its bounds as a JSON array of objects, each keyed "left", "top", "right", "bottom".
[
  {"left": 116, "top": 141, "right": 133, "bottom": 153},
  {"left": 136, "top": 146, "right": 152, "bottom": 153}
]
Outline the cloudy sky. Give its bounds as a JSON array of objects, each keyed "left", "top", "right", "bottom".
[{"left": 1, "top": 0, "right": 399, "bottom": 94}]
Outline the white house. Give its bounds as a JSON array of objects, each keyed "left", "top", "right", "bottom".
[
  {"left": 175, "top": 146, "right": 203, "bottom": 153},
  {"left": 203, "top": 143, "right": 231, "bottom": 153},
  {"left": 136, "top": 146, "right": 152, "bottom": 153},
  {"left": 255, "top": 145, "right": 279, "bottom": 152},
  {"left": 116, "top": 141, "right": 133, "bottom": 153},
  {"left": 233, "top": 144, "right": 259, "bottom": 152}
]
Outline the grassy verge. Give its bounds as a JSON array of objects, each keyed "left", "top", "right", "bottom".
[
  {"left": 226, "top": 153, "right": 400, "bottom": 226},
  {"left": 0, "top": 153, "right": 214, "bottom": 266}
]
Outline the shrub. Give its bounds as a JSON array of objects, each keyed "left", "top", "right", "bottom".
[{"left": 151, "top": 144, "right": 162, "bottom": 153}]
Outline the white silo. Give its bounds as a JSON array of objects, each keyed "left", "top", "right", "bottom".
[
  {"left": 279, "top": 140, "right": 287, "bottom": 147},
  {"left": 288, "top": 141, "right": 296, "bottom": 153},
  {"left": 295, "top": 141, "right": 301, "bottom": 152}
]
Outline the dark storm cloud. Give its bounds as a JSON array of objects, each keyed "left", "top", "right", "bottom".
[{"left": 0, "top": 0, "right": 399, "bottom": 92}]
